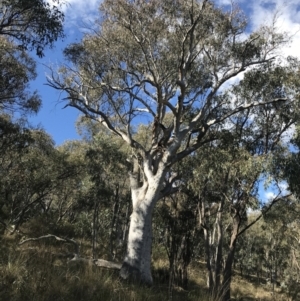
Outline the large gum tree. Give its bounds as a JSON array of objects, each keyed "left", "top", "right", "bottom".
[{"left": 48, "top": 0, "right": 297, "bottom": 285}]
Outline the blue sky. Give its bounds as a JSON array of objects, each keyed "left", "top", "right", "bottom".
[
  {"left": 29, "top": 36, "right": 83, "bottom": 145},
  {"left": 28, "top": 0, "right": 101, "bottom": 145}
]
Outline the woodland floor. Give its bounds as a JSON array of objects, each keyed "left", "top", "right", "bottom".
[{"left": 0, "top": 233, "right": 292, "bottom": 301}]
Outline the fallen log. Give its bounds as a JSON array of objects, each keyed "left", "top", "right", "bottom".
[{"left": 94, "top": 259, "right": 121, "bottom": 270}]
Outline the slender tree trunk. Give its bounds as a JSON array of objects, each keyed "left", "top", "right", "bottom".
[
  {"left": 173, "top": 234, "right": 192, "bottom": 290},
  {"left": 214, "top": 203, "right": 223, "bottom": 296},
  {"left": 174, "top": 254, "right": 189, "bottom": 289},
  {"left": 169, "top": 261, "right": 175, "bottom": 301},
  {"left": 203, "top": 227, "right": 214, "bottom": 290},
  {"left": 222, "top": 247, "right": 235, "bottom": 301},
  {"left": 198, "top": 198, "right": 214, "bottom": 292},
  {"left": 92, "top": 202, "right": 99, "bottom": 260},
  {"left": 122, "top": 199, "right": 130, "bottom": 244},
  {"left": 221, "top": 216, "right": 239, "bottom": 301},
  {"left": 201, "top": 200, "right": 223, "bottom": 298},
  {"left": 110, "top": 184, "right": 120, "bottom": 260}
]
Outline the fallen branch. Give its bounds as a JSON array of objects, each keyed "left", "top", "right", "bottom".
[
  {"left": 19, "top": 234, "right": 122, "bottom": 270},
  {"left": 19, "top": 234, "right": 80, "bottom": 256},
  {"left": 69, "top": 256, "right": 121, "bottom": 270}
]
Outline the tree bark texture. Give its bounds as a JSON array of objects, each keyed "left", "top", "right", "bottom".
[
  {"left": 119, "top": 166, "right": 165, "bottom": 285},
  {"left": 119, "top": 202, "right": 154, "bottom": 284},
  {"left": 221, "top": 215, "right": 240, "bottom": 301},
  {"left": 201, "top": 200, "right": 224, "bottom": 297}
]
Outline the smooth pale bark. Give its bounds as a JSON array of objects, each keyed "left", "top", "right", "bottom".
[
  {"left": 200, "top": 200, "right": 224, "bottom": 296},
  {"left": 109, "top": 185, "right": 120, "bottom": 260},
  {"left": 119, "top": 170, "right": 166, "bottom": 285},
  {"left": 119, "top": 204, "right": 153, "bottom": 284},
  {"left": 212, "top": 202, "right": 223, "bottom": 292},
  {"left": 214, "top": 203, "right": 224, "bottom": 297}
]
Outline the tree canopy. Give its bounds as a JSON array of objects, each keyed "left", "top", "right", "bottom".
[{"left": 0, "top": 0, "right": 64, "bottom": 57}]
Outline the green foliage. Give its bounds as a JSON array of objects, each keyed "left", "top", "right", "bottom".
[
  {"left": 0, "top": 40, "right": 41, "bottom": 114},
  {"left": 280, "top": 125, "right": 300, "bottom": 198},
  {"left": 0, "top": 114, "right": 33, "bottom": 153},
  {"left": 0, "top": 0, "right": 65, "bottom": 57},
  {"left": 0, "top": 0, "right": 299, "bottom": 300},
  {"left": 0, "top": 126, "right": 72, "bottom": 229},
  {"left": 235, "top": 201, "right": 300, "bottom": 299}
]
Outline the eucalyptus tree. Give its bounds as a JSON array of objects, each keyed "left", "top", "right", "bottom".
[
  {"left": 47, "top": 0, "right": 298, "bottom": 285},
  {"left": 281, "top": 125, "right": 300, "bottom": 198},
  {"left": 0, "top": 0, "right": 64, "bottom": 156},
  {"left": 0, "top": 38, "right": 41, "bottom": 114},
  {"left": 257, "top": 201, "right": 299, "bottom": 292},
  {"left": 0, "top": 128, "right": 66, "bottom": 232},
  {"left": 54, "top": 119, "right": 132, "bottom": 259},
  {"left": 183, "top": 57, "right": 299, "bottom": 300},
  {"left": 274, "top": 123, "right": 300, "bottom": 298},
  {"left": 157, "top": 180, "right": 199, "bottom": 291},
  {"left": 0, "top": 0, "right": 64, "bottom": 115},
  {"left": 77, "top": 124, "right": 131, "bottom": 260},
  {"left": 0, "top": 0, "right": 64, "bottom": 57},
  {"left": 237, "top": 201, "right": 300, "bottom": 299},
  {"left": 181, "top": 134, "right": 262, "bottom": 299}
]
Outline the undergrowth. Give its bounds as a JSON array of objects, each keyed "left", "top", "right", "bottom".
[{"left": 0, "top": 234, "right": 290, "bottom": 301}]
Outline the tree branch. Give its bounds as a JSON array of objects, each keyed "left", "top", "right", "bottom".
[
  {"left": 19, "top": 234, "right": 80, "bottom": 256},
  {"left": 237, "top": 193, "right": 292, "bottom": 237}
]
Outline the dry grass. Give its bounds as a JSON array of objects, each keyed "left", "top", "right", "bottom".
[{"left": 0, "top": 234, "right": 290, "bottom": 301}]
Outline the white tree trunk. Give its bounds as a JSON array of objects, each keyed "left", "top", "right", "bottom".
[{"left": 120, "top": 168, "right": 165, "bottom": 285}]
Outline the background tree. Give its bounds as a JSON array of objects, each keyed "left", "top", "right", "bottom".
[
  {"left": 236, "top": 200, "right": 300, "bottom": 300},
  {"left": 0, "top": 0, "right": 64, "bottom": 57},
  {"left": 149, "top": 55, "right": 299, "bottom": 299},
  {"left": 0, "top": 126, "right": 86, "bottom": 233},
  {"left": 71, "top": 119, "right": 131, "bottom": 260},
  {"left": 0, "top": 0, "right": 65, "bottom": 193},
  {"left": 0, "top": 38, "right": 41, "bottom": 114},
  {"left": 281, "top": 125, "right": 300, "bottom": 198}
]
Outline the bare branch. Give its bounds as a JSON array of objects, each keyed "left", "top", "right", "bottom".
[
  {"left": 237, "top": 193, "right": 293, "bottom": 237},
  {"left": 19, "top": 234, "right": 80, "bottom": 256}
]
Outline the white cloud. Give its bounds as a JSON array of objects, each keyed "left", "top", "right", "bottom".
[
  {"left": 50, "top": 0, "right": 300, "bottom": 59},
  {"left": 265, "top": 191, "right": 276, "bottom": 200},
  {"left": 47, "top": 0, "right": 101, "bottom": 30},
  {"left": 214, "top": 0, "right": 300, "bottom": 96},
  {"left": 247, "top": 0, "right": 300, "bottom": 58},
  {"left": 278, "top": 181, "right": 289, "bottom": 193},
  {"left": 264, "top": 180, "right": 290, "bottom": 202},
  {"left": 216, "top": 0, "right": 300, "bottom": 59},
  {"left": 65, "top": 0, "right": 100, "bottom": 22}
]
